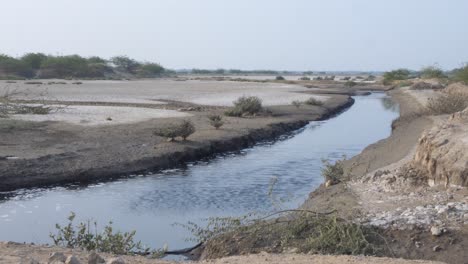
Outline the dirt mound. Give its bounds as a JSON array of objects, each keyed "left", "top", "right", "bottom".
[{"left": 412, "top": 107, "right": 468, "bottom": 187}]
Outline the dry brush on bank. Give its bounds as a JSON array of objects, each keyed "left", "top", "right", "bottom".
[{"left": 153, "top": 120, "right": 196, "bottom": 141}]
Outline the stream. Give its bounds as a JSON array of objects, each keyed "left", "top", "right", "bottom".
[{"left": 0, "top": 93, "right": 399, "bottom": 255}]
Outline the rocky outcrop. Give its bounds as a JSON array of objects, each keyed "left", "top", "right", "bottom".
[{"left": 412, "top": 107, "right": 468, "bottom": 187}]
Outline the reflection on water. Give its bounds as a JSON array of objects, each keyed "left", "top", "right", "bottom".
[{"left": 0, "top": 93, "right": 399, "bottom": 252}]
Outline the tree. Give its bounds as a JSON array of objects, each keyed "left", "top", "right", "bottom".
[{"left": 111, "top": 56, "right": 141, "bottom": 74}]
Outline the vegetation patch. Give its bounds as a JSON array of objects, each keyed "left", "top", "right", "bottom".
[
  {"left": 153, "top": 120, "right": 195, "bottom": 141},
  {"left": 225, "top": 96, "right": 263, "bottom": 117},
  {"left": 291, "top": 100, "right": 302, "bottom": 108},
  {"left": 51, "top": 212, "right": 163, "bottom": 257},
  {"left": 304, "top": 97, "right": 323, "bottom": 106},
  {"left": 208, "top": 115, "right": 224, "bottom": 129},
  {"left": 427, "top": 91, "right": 468, "bottom": 115},
  {"left": 420, "top": 65, "right": 446, "bottom": 79},
  {"left": 321, "top": 159, "right": 344, "bottom": 184},
  {"left": 186, "top": 212, "right": 385, "bottom": 259},
  {"left": 275, "top": 76, "right": 285, "bottom": 81},
  {"left": 452, "top": 64, "right": 468, "bottom": 84},
  {"left": 383, "top": 69, "right": 411, "bottom": 85}
]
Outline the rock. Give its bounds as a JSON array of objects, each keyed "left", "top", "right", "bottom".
[
  {"left": 88, "top": 252, "right": 105, "bottom": 264},
  {"left": 49, "top": 252, "right": 67, "bottom": 263},
  {"left": 65, "top": 255, "right": 81, "bottom": 264},
  {"left": 433, "top": 245, "right": 442, "bottom": 252},
  {"left": 430, "top": 226, "right": 443, "bottom": 236},
  {"left": 106, "top": 257, "right": 125, "bottom": 264},
  {"left": 415, "top": 241, "right": 422, "bottom": 248}
]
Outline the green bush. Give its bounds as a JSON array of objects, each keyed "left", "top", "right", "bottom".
[
  {"left": 344, "top": 81, "right": 358, "bottom": 87},
  {"left": 383, "top": 69, "right": 410, "bottom": 85},
  {"left": 50, "top": 212, "right": 161, "bottom": 256},
  {"left": 154, "top": 120, "right": 195, "bottom": 141},
  {"left": 420, "top": 65, "right": 446, "bottom": 79},
  {"left": 138, "top": 63, "right": 165, "bottom": 77},
  {"left": 276, "top": 76, "right": 285, "bottom": 81},
  {"left": 321, "top": 159, "right": 344, "bottom": 184},
  {"left": 299, "top": 76, "right": 311, "bottom": 81},
  {"left": 208, "top": 115, "right": 224, "bottom": 129},
  {"left": 225, "top": 96, "right": 263, "bottom": 117},
  {"left": 452, "top": 64, "right": 468, "bottom": 84},
  {"left": 305, "top": 97, "right": 323, "bottom": 106}
]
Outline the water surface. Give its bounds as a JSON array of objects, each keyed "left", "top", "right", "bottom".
[{"left": 0, "top": 93, "right": 399, "bottom": 252}]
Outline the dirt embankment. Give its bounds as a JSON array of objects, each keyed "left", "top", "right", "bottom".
[
  {"left": 0, "top": 242, "right": 443, "bottom": 264},
  {"left": 0, "top": 90, "right": 353, "bottom": 191}
]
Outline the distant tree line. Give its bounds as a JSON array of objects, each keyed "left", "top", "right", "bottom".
[
  {"left": 383, "top": 64, "right": 468, "bottom": 85},
  {"left": 0, "top": 53, "right": 168, "bottom": 79}
]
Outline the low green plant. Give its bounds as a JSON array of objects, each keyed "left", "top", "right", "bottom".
[
  {"left": 275, "top": 76, "right": 285, "bottom": 81},
  {"left": 154, "top": 120, "right": 195, "bottom": 141},
  {"left": 420, "top": 65, "right": 446, "bottom": 79},
  {"left": 452, "top": 64, "right": 468, "bottom": 84},
  {"left": 299, "top": 76, "right": 310, "bottom": 81},
  {"left": 305, "top": 97, "right": 323, "bottom": 106},
  {"left": 344, "top": 81, "right": 358, "bottom": 87},
  {"left": 225, "top": 96, "right": 263, "bottom": 117},
  {"left": 50, "top": 212, "right": 162, "bottom": 256},
  {"left": 292, "top": 100, "right": 302, "bottom": 108},
  {"left": 383, "top": 69, "right": 410, "bottom": 85},
  {"left": 208, "top": 115, "right": 224, "bottom": 129},
  {"left": 321, "top": 159, "right": 344, "bottom": 183}
]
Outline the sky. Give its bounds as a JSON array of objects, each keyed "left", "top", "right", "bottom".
[{"left": 1, "top": 0, "right": 468, "bottom": 71}]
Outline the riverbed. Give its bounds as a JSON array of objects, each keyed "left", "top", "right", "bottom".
[{"left": 0, "top": 93, "right": 399, "bottom": 253}]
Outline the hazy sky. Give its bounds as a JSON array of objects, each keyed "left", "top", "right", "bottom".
[{"left": 2, "top": 0, "right": 468, "bottom": 71}]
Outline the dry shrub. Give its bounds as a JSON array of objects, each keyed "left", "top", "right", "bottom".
[
  {"left": 427, "top": 91, "right": 468, "bottom": 115},
  {"left": 292, "top": 100, "right": 302, "bottom": 108},
  {"left": 154, "top": 120, "right": 195, "bottom": 141},
  {"left": 225, "top": 96, "right": 263, "bottom": 117},
  {"left": 305, "top": 97, "right": 323, "bottom": 106},
  {"left": 208, "top": 115, "right": 224, "bottom": 129}
]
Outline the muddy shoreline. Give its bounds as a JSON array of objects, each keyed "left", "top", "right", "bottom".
[{"left": 0, "top": 96, "right": 354, "bottom": 192}]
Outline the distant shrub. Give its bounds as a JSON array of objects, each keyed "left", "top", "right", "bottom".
[
  {"left": 292, "top": 100, "right": 302, "bottom": 108},
  {"left": 50, "top": 212, "right": 154, "bottom": 255},
  {"left": 72, "top": 81, "right": 83, "bottom": 85},
  {"left": 452, "top": 64, "right": 468, "bottom": 84},
  {"left": 427, "top": 91, "right": 468, "bottom": 115},
  {"left": 383, "top": 69, "right": 410, "bottom": 85},
  {"left": 225, "top": 96, "right": 263, "bottom": 117},
  {"left": 305, "top": 97, "right": 323, "bottom": 106},
  {"left": 24, "top": 81, "right": 43, "bottom": 85},
  {"left": 344, "top": 81, "right": 358, "bottom": 87},
  {"left": 342, "top": 76, "right": 351, "bottom": 81},
  {"left": 420, "top": 65, "right": 446, "bottom": 79},
  {"left": 299, "top": 76, "right": 311, "bottom": 81},
  {"left": 208, "top": 115, "right": 224, "bottom": 129},
  {"left": 138, "top": 63, "right": 165, "bottom": 77},
  {"left": 275, "top": 76, "right": 285, "bottom": 81},
  {"left": 154, "top": 120, "right": 195, "bottom": 141}
]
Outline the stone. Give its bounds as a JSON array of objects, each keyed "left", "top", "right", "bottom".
[
  {"left": 433, "top": 245, "right": 442, "bottom": 252},
  {"left": 49, "top": 252, "right": 67, "bottom": 263},
  {"left": 430, "top": 226, "right": 443, "bottom": 236},
  {"left": 106, "top": 257, "right": 125, "bottom": 264},
  {"left": 88, "top": 252, "right": 105, "bottom": 264},
  {"left": 65, "top": 255, "right": 81, "bottom": 264}
]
